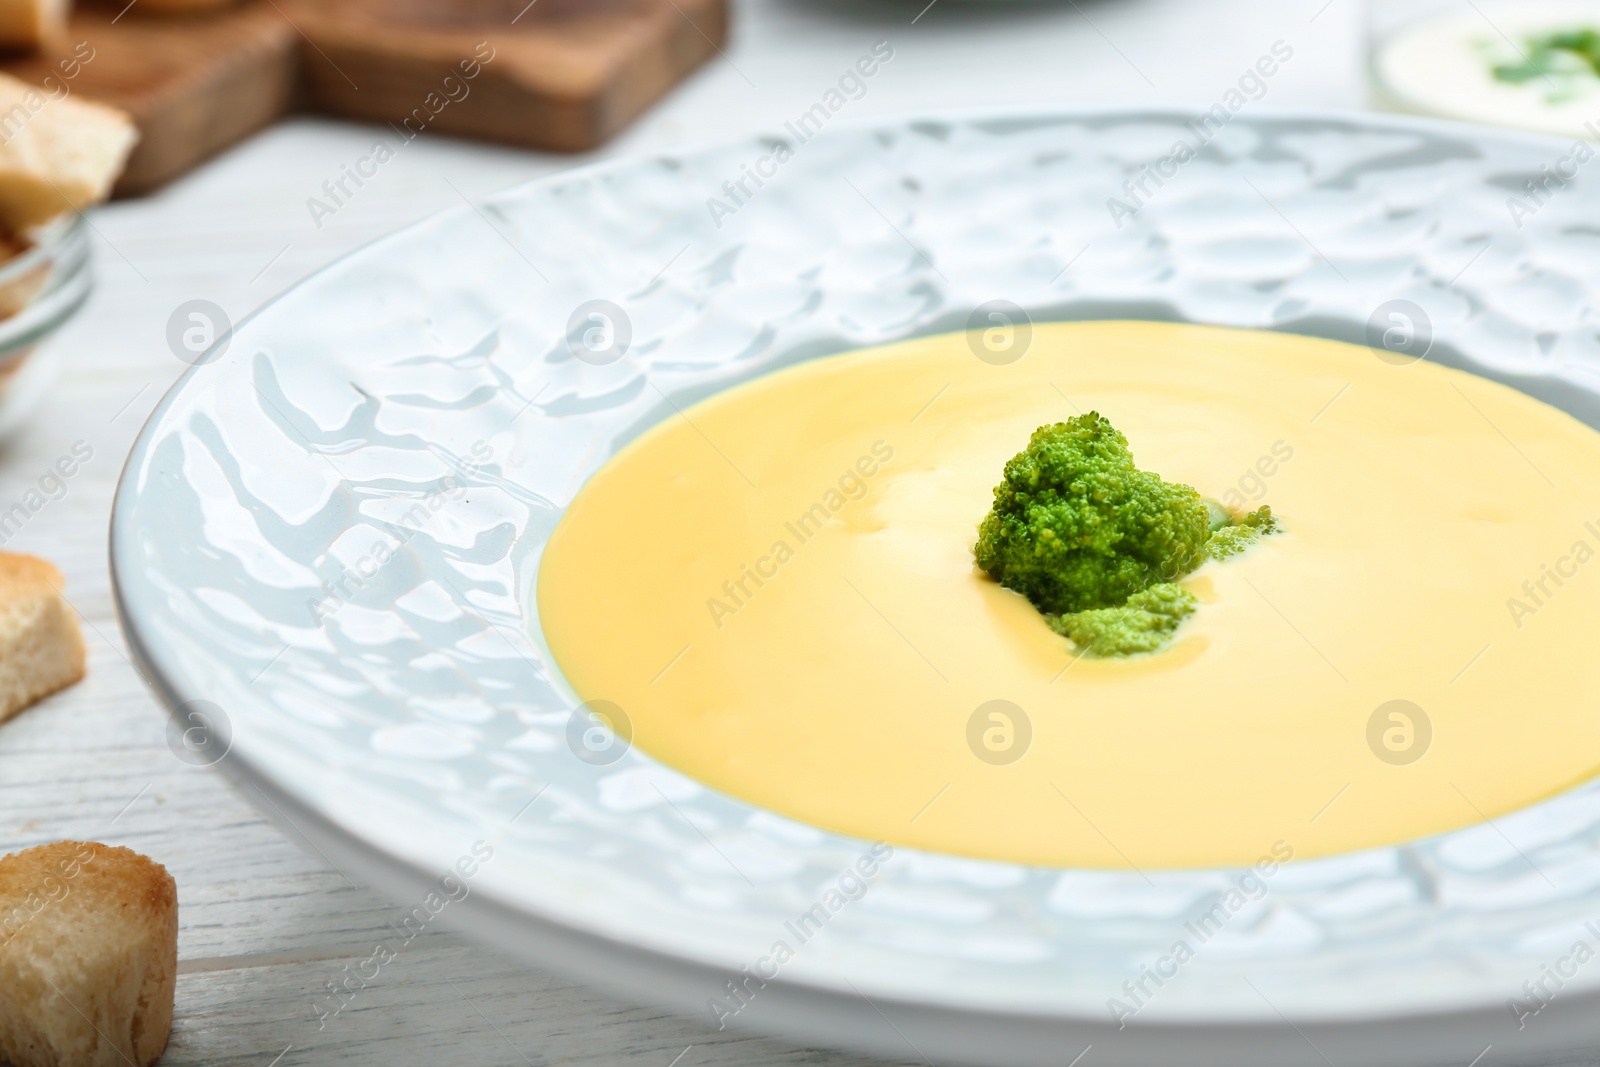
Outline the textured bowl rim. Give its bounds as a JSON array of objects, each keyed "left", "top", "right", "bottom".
[{"left": 107, "top": 105, "right": 1600, "bottom": 1065}]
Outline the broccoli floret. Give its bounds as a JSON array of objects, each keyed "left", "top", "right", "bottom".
[
  {"left": 1207, "top": 505, "right": 1278, "bottom": 560},
  {"left": 1048, "top": 582, "right": 1198, "bottom": 656},
  {"left": 974, "top": 413, "right": 1212, "bottom": 615},
  {"left": 1204, "top": 497, "right": 1233, "bottom": 533},
  {"left": 976, "top": 414, "right": 1282, "bottom": 658}
]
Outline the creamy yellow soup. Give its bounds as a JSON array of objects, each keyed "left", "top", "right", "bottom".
[{"left": 537, "top": 321, "right": 1600, "bottom": 870}]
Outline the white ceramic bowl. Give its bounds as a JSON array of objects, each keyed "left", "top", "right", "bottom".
[{"left": 112, "top": 109, "right": 1600, "bottom": 1066}]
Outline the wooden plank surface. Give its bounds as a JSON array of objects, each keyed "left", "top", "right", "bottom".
[
  {"left": 290, "top": 0, "right": 731, "bottom": 153},
  {"left": 0, "top": 0, "right": 1364, "bottom": 1062},
  {"left": 0, "top": 0, "right": 729, "bottom": 197},
  {"left": 0, "top": 4, "right": 298, "bottom": 196}
]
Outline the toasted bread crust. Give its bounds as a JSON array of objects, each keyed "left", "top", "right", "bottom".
[
  {"left": 0, "top": 551, "right": 63, "bottom": 588},
  {"left": 0, "top": 73, "right": 138, "bottom": 231},
  {"left": 0, "top": 841, "right": 178, "bottom": 1067},
  {"left": 0, "top": 551, "right": 86, "bottom": 727}
]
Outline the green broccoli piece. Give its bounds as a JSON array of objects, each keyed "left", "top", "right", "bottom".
[
  {"left": 1048, "top": 582, "right": 1198, "bottom": 657},
  {"left": 976, "top": 414, "right": 1282, "bottom": 658},
  {"left": 1207, "top": 505, "right": 1278, "bottom": 560},
  {"left": 974, "top": 413, "right": 1212, "bottom": 615},
  {"left": 1204, "top": 497, "right": 1233, "bottom": 533}
]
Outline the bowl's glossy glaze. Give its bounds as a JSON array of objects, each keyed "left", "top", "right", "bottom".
[{"left": 111, "top": 110, "right": 1600, "bottom": 1066}]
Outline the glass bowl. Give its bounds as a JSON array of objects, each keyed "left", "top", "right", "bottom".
[{"left": 0, "top": 213, "right": 90, "bottom": 438}]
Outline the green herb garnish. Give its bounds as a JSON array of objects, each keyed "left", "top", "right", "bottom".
[{"left": 1492, "top": 28, "right": 1600, "bottom": 91}]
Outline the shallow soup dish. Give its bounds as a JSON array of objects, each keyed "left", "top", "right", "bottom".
[{"left": 112, "top": 110, "right": 1600, "bottom": 1067}]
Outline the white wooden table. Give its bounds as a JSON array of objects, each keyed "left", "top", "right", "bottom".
[{"left": 0, "top": 1, "right": 1362, "bottom": 1063}]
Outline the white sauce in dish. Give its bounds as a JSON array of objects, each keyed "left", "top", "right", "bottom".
[{"left": 1373, "top": 2, "right": 1600, "bottom": 138}]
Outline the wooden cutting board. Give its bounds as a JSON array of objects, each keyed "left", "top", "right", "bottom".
[
  {"left": 0, "top": 0, "right": 728, "bottom": 195},
  {"left": 287, "top": 0, "right": 730, "bottom": 154},
  {"left": 0, "top": 4, "right": 297, "bottom": 196}
]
